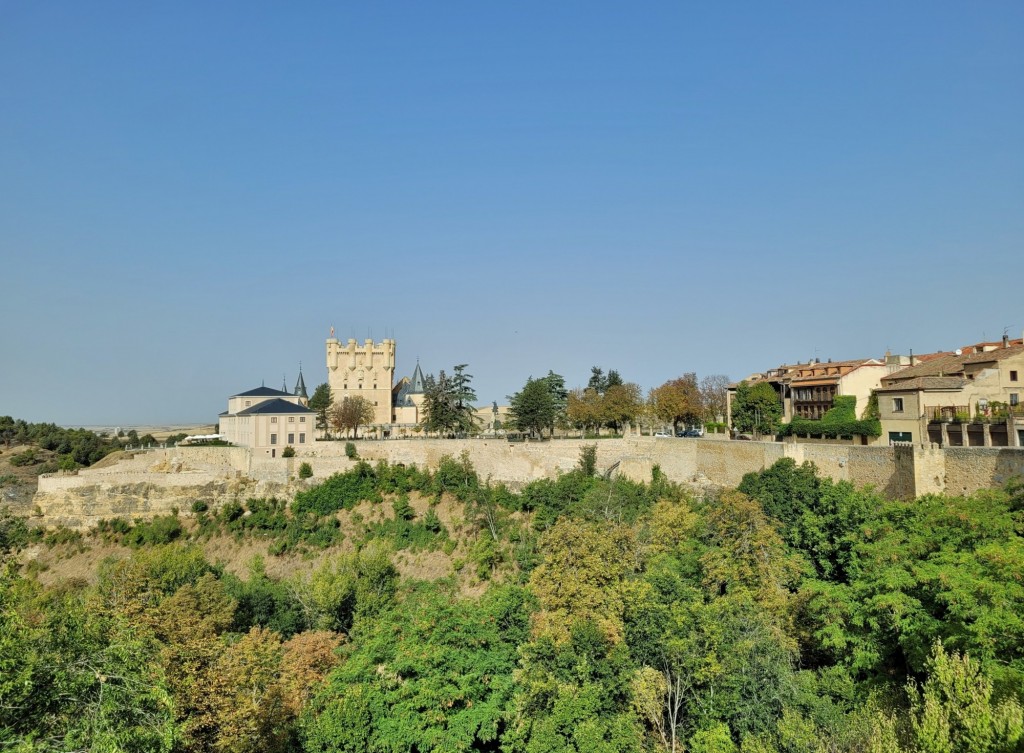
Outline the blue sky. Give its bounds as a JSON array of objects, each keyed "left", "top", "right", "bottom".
[{"left": 1, "top": 2, "right": 1021, "bottom": 426}]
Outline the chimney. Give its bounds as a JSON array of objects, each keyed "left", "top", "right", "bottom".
[
  {"left": 910, "top": 348, "right": 916, "bottom": 367},
  {"left": 1004, "top": 333, "right": 1010, "bottom": 348}
]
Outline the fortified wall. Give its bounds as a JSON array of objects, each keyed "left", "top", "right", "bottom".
[{"left": 32, "top": 438, "right": 1024, "bottom": 528}]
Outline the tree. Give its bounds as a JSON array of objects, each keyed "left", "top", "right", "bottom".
[
  {"left": 601, "top": 382, "right": 644, "bottom": 434},
  {"left": 903, "top": 642, "right": 1024, "bottom": 753},
  {"left": 543, "top": 371, "right": 568, "bottom": 433},
  {"left": 308, "top": 383, "right": 333, "bottom": 437},
  {"left": 567, "top": 387, "right": 604, "bottom": 435},
  {"left": 303, "top": 583, "right": 528, "bottom": 753},
  {"left": 508, "top": 376, "right": 557, "bottom": 439},
  {"left": 731, "top": 381, "right": 782, "bottom": 436},
  {"left": 421, "top": 366, "right": 478, "bottom": 436},
  {"left": 651, "top": 374, "right": 702, "bottom": 434},
  {"left": 328, "top": 397, "right": 375, "bottom": 439},
  {"left": 699, "top": 375, "right": 730, "bottom": 424}
]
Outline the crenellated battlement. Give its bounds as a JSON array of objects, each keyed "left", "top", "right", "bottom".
[{"left": 326, "top": 337, "right": 396, "bottom": 425}]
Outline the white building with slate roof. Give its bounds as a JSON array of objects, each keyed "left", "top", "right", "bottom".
[{"left": 218, "top": 372, "right": 315, "bottom": 457}]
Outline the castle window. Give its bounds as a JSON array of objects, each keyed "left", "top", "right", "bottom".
[
  {"left": 289, "top": 417, "right": 295, "bottom": 423},
  {"left": 892, "top": 398, "right": 904, "bottom": 413},
  {"left": 270, "top": 434, "right": 277, "bottom": 445},
  {"left": 288, "top": 434, "right": 294, "bottom": 444},
  {"left": 271, "top": 417, "right": 277, "bottom": 423},
  {"left": 300, "top": 417, "right": 306, "bottom": 422},
  {"left": 1012, "top": 394, "right": 1020, "bottom": 407},
  {"left": 1012, "top": 371, "right": 1019, "bottom": 382},
  {"left": 299, "top": 433, "right": 305, "bottom": 443},
  {"left": 245, "top": 401, "right": 251, "bottom": 407}
]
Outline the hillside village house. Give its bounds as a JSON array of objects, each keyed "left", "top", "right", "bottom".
[
  {"left": 727, "top": 357, "right": 889, "bottom": 429},
  {"left": 219, "top": 377, "right": 315, "bottom": 457},
  {"left": 876, "top": 337, "right": 1024, "bottom": 446}
]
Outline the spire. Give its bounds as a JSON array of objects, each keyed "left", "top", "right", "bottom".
[
  {"left": 294, "top": 363, "right": 308, "bottom": 399},
  {"left": 410, "top": 360, "right": 426, "bottom": 393},
  {"left": 282, "top": 374, "right": 288, "bottom": 392}
]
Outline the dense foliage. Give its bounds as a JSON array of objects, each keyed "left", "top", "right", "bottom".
[
  {"left": 3, "top": 455, "right": 1023, "bottom": 751},
  {"left": 783, "top": 395, "right": 883, "bottom": 439},
  {"left": 730, "top": 382, "right": 783, "bottom": 436},
  {"left": 0, "top": 416, "right": 125, "bottom": 471}
]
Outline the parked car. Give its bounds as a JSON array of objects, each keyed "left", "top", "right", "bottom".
[{"left": 654, "top": 432, "right": 672, "bottom": 438}]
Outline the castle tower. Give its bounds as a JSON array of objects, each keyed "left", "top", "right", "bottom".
[{"left": 326, "top": 335, "right": 396, "bottom": 426}]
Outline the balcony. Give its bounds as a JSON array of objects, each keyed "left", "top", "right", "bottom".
[
  {"left": 928, "top": 406, "right": 969, "bottom": 422},
  {"left": 929, "top": 404, "right": 1024, "bottom": 422}
]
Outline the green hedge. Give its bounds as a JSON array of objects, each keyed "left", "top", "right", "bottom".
[{"left": 783, "top": 395, "right": 881, "bottom": 438}]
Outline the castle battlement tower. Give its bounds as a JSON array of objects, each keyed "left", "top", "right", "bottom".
[{"left": 326, "top": 336, "right": 396, "bottom": 426}]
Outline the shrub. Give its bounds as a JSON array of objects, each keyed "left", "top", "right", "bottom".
[
  {"left": 783, "top": 395, "right": 881, "bottom": 438},
  {"left": 345, "top": 442, "right": 357, "bottom": 459},
  {"left": 292, "top": 461, "right": 381, "bottom": 516},
  {"left": 282, "top": 446, "right": 295, "bottom": 458},
  {"left": 57, "top": 455, "right": 78, "bottom": 472},
  {"left": 9, "top": 449, "right": 37, "bottom": 467},
  {"left": 578, "top": 445, "right": 597, "bottom": 476},
  {"left": 191, "top": 500, "right": 209, "bottom": 513},
  {"left": 0, "top": 506, "right": 31, "bottom": 554},
  {"left": 298, "top": 462, "right": 313, "bottom": 479},
  {"left": 434, "top": 452, "right": 479, "bottom": 501},
  {"left": 125, "top": 514, "right": 184, "bottom": 546},
  {"left": 393, "top": 495, "right": 415, "bottom": 521}
]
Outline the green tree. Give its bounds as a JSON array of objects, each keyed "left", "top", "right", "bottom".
[
  {"left": 731, "top": 381, "right": 782, "bottom": 436},
  {"left": 308, "top": 383, "right": 333, "bottom": 437},
  {"left": 304, "top": 582, "right": 530, "bottom": 753},
  {"left": 421, "top": 366, "right": 478, "bottom": 436},
  {"left": 901, "top": 642, "right": 1024, "bottom": 753},
  {"left": 509, "top": 376, "right": 558, "bottom": 439}
]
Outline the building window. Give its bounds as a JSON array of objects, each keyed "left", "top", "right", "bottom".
[
  {"left": 892, "top": 398, "right": 904, "bottom": 413},
  {"left": 1012, "top": 394, "right": 1020, "bottom": 407},
  {"left": 270, "top": 434, "right": 277, "bottom": 445},
  {"left": 245, "top": 401, "right": 251, "bottom": 407},
  {"left": 289, "top": 417, "right": 295, "bottom": 423},
  {"left": 271, "top": 417, "right": 277, "bottom": 423},
  {"left": 288, "top": 433, "right": 294, "bottom": 444},
  {"left": 300, "top": 417, "right": 306, "bottom": 422},
  {"left": 299, "top": 433, "right": 305, "bottom": 443},
  {"left": 1012, "top": 371, "right": 1019, "bottom": 382}
]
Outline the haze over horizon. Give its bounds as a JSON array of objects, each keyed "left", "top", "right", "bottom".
[{"left": 2, "top": 2, "right": 1021, "bottom": 426}]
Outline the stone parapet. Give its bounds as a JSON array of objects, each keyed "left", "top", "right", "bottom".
[{"left": 30, "top": 439, "right": 1024, "bottom": 528}]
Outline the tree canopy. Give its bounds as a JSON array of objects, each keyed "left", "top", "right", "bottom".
[{"left": 730, "top": 381, "right": 782, "bottom": 436}]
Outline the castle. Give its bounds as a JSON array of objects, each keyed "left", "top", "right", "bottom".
[{"left": 325, "top": 335, "right": 429, "bottom": 433}]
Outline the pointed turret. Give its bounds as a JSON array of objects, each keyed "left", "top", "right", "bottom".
[
  {"left": 281, "top": 374, "right": 288, "bottom": 393},
  {"left": 410, "top": 361, "right": 426, "bottom": 394},
  {"left": 294, "top": 365, "right": 308, "bottom": 399}
]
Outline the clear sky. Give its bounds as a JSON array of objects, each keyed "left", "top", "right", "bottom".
[{"left": 1, "top": 2, "right": 1021, "bottom": 426}]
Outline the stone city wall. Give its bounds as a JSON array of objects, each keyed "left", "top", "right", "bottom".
[{"left": 31, "top": 438, "right": 1024, "bottom": 528}]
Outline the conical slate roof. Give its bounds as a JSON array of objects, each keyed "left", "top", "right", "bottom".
[
  {"left": 294, "top": 368, "right": 308, "bottom": 399},
  {"left": 409, "top": 361, "right": 426, "bottom": 394}
]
